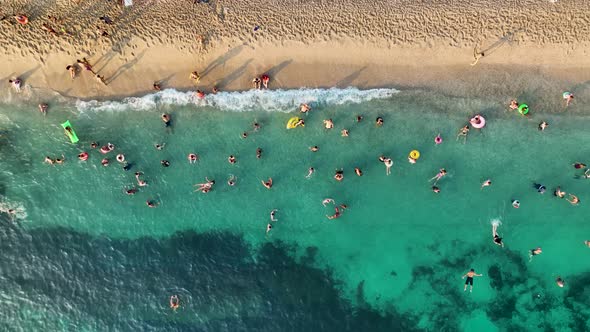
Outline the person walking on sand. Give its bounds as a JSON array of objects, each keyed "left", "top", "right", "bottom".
[
  {"left": 66, "top": 65, "right": 76, "bottom": 79},
  {"left": 261, "top": 74, "right": 270, "bottom": 89},
  {"left": 77, "top": 58, "right": 95, "bottom": 74},
  {"left": 261, "top": 178, "right": 273, "bottom": 189},
  {"left": 190, "top": 71, "right": 200, "bottom": 84},
  {"left": 252, "top": 77, "right": 261, "bottom": 89},
  {"left": 462, "top": 268, "right": 483, "bottom": 292},
  {"left": 429, "top": 168, "right": 447, "bottom": 185},
  {"left": 95, "top": 74, "right": 107, "bottom": 85}
]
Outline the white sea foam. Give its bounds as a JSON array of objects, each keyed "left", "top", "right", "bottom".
[{"left": 75, "top": 87, "right": 399, "bottom": 113}]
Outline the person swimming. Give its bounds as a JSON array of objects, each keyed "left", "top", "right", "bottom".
[
  {"left": 492, "top": 220, "right": 504, "bottom": 247},
  {"left": 556, "top": 277, "right": 565, "bottom": 288},
  {"left": 429, "top": 168, "right": 447, "bottom": 185},
  {"left": 155, "top": 143, "right": 165, "bottom": 150},
  {"left": 241, "top": 132, "right": 248, "bottom": 139},
  {"left": 384, "top": 158, "right": 393, "bottom": 175},
  {"left": 161, "top": 160, "right": 170, "bottom": 167},
  {"left": 38, "top": 103, "right": 48, "bottom": 115},
  {"left": 266, "top": 223, "right": 272, "bottom": 234},
  {"left": 341, "top": 129, "right": 349, "bottom": 137},
  {"left": 326, "top": 206, "right": 341, "bottom": 220},
  {"left": 356, "top": 115, "right": 363, "bottom": 122},
  {"left": 310, "top": 146, "right": 319, "bottom": 152},
  {"left": 228, "top": 155, "right": 236, "bottom": 164},
  {"left": 194, "top": 177, "right": 215, "bottom": 193},
  {"left": 534, "top": 183, "right": 546, "bottom": 194},
  {"left": 306, "top": 167, "right": 315, "bottom": 178},
  {"left": 573, "top": 162, "right": 586, "bottom": 169},
  {"left": 481, "top": 179, "right": 491, "bottom": 189},
  {"left": 270, "top": 209, "right": 278, "bottom": 222},
  {"left": 125, "top": 187, "right": 137, "bottom": 195},
  {"left": 554, "top": 186, "right": 566, "bottom": 198},
  {"left": 354, "top": 167, "right": 363, "bottom": 176},
  {"left": 432, "top": 186, "right": 440, "bottom": 193},
  {"left": 188, "top": 153, "right": 198, "bottom": 163},
  {"left": 375, "top": 117, "right": 384, "bottom": 127},
  {"left": 256, "top": 147, "right": 262, "bottom": 159},
  {"left": 227, "top": 175, "right": 236, "bottom": 186},
  {"left": 435, "top": 133, "right": 443, "bottom": 145},
  {"left": 135, "top": 172, "right": 148, "bottom": 187},
  {"left": 512, "top": 199, "right": 520, "bottom": 208},
  {"left": 323, "top": 119, "right": 334, "bottom": 129},
  {"left": 161, "top": 113, "right": 171, "bottom": 127},
  {"left": 170, "top": 295, "right": 180, "bottom": 310},
  {"left": 261, "top": 178, "right": 273, "bottom": 189},
  {"left": 567, "top": 194, "right": 580, "bottom": 205},
  {"left": 334, "top": 169, "right": 344, "bottom": 181},
  {"left": 462, "top": 268, "right": 483, "bottom": 292},
  {"left": 101, "top": 158, "right": 109, "bottom": 167},
  {"left": 78, "top": 152, "right": 89, "bottom": 161},
  {"left": 529, "top": 247, "right": 542, "bottom": 261},
  {"left": 146, "top": 200, "right": 158, "bottom": 208},
  {"left": 456, "top": 125, "right": 469, "bottom": 143},
  {"left": 300, "top": 103, "right": 311, "bottom": 113},
  {"left": 322, "top": 198, "right": 335, "bottom": 206},
  {"left": 538, "top": 121, "right": 549, "bottom": 131},
  {"left": 116, "top": 154, "right": 125, "bottom": 163}
]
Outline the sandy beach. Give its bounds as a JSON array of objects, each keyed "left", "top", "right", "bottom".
[{"left": 2, "top": 0, "right": 590, "bottom": 103}]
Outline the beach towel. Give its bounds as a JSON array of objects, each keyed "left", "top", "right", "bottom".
[{"left": 124, "top": 0, "right": 133, "bottom": 6}]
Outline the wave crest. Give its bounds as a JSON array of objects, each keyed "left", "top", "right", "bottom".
[{"left": 76, "top": 87, "right": 399, "bottom": 113}]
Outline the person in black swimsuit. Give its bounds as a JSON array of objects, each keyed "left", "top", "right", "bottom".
[
  {"left": 492, "top": 222, "right": 504, "bottom": 247},
  {"left": 462, "top": 268, "right": 483, "bottom": 292}
]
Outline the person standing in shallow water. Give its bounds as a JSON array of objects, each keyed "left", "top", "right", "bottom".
[{"left": 462, "top": 268, "right": 483, "bottom": 292}]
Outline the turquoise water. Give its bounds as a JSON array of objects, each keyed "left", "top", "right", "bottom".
[{"left": 1, "top": 88, "right": 590, "bottom": 331}]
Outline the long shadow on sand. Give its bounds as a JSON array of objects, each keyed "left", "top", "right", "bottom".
[
  {"left": 217, "top": 59, "right": 254, "bottom": 89},
  {"left": 201, "top": 45, "right": 246, "bottom": 77}
]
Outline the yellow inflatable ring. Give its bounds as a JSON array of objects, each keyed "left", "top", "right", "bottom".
[
  {"left": 409, "top": 150, "right": 420, "bottom": 159},
  {"left": 286, "top": 117, "right": 303, "bottom": 129}
]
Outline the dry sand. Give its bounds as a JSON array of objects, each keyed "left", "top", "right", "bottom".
[{"left": 1, "top": 0, "right": 590, "bottom": 102}]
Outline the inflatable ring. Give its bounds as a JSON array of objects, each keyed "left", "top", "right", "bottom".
[
  {"left": 286, "top": 117, "right": 303, "bottom": 129},
  {"left": 470, "top": 115, "right": 486, "bottom": 129},
  {"left": 518, "top": 104, "right": 529, "bottom": 115},
  {"left": 409, "top": 150, "right": 420, "bottom": 160},
  {"left": 563, "top": 92, "right": 572, "bottom": 99}
]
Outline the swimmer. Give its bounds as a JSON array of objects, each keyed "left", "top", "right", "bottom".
[
  {"left": 241, "top": 132, "right": 248, "bottom": 139},
  {"left": 384, "top": 158, "right": 393, "bottom": 175},
  {"left": 188, "top": 153, "right": 198, "bottom": 163},
  {"left": 310, "top": 146, "right": 319, "bottom": 152},
  {"left": 378, "top": 155, "right": 386, "bottom": 163},
  {"left": 101, "top": 158, "right": 109, "bottom": 167},
  {"left": 295, "top": 119, "right": 305, "bottom": 127},
  {"left": 435, "top": 134, "right": 443, "bottom": 145},
  {"left": 266, "top": 223, "right": 272, "bottom": 234},
  {"left": 356, "top": 115, "right": 363, "bottom": 122},
  {"left": 375, "top": 117, "right": 384, "bottom": 127},
  {"left": 125, "top": 187, "right": 137, "bottom": 195},
  {"left": 116, "top": 154, "right": 125, "bottom": 163},
  {"left": 322, "top": 198, "right": 335, "bottom": 206},
  {"left": 323, "top": 119, "right": 334, "bottom": 129},
  {"left": 153, "top": 82, "right": 161, "bottom": 91},
  {"left": 170, "top": 295, "right": 180, "bottom": 310},
  {"left": 567, "top": 194, "right": 580, "bottom": 205},
  {"left": 90, "top": 142, "right": 98, "bottom": 149},
  {"left": 228, "top": 174, "right": 236, "bottom": 186},
  {"left": 573, "top": 162, "right": 586, "bottom": 169},
  {"left": 408, "top": 156, "right": 416, "bottom": 164},
  {"left": 195, "top": 90, "right": 205, "bottom": 99},
  {"left": 432, "top": 186, "right": 440, "bottom": 193},
  {"left": 556, "top": 277, "right": 565, "bottom": 288},
  {"left": 538, "top": 121, "right": 549, "bottom": 131},
  {"left": 512, "top": 199, "right": 520, "bottom": 209},
  {"left": 554, "top": 186, "right": 566, "bottom": 198},
  {"left": 8, "top": 78, "right": 21, "bottom": 92},
  {"left": 564, "top": 92, "right": 574, "bottom": 107},
  {"left": 584, "top": 240, "right": 590, "bottom": 248},
  {"left": 354, "top": 167, "right": 363, "bottom": 176},
  {"left": 155, "top": 143, "right": 165, "bottom": 150},
  {"left": 270, "top": 209, "right": 278, "bottom": 222},
  {"left": 256, "top": 148, "right": 262, "bottom": 159},
  {"left": 326, "top": 207, "right": 341, "bottom": 220},
  {"left": 261, "top": 177, "right": 273, "bottom": 189},
  {"left": 529, "top": 247, "right": 542, "bottom": 262},
  {"left": 44, "top": 156, "right": 55, "bottom": 165},
  {"left": 492, "top": 221, "right": 504, "bottom": 248},
  {"left": 334, "top": 169, "right": 344, "bottom": 181},
  {"left": 261, "top": 74, "right": 270, "bottom": 89},
  {"left": 509, "top": 99, "right": 519, "bottom": 110},
  {"left": 38, "top": 103, "right": 48, "bottom": 116},
  {"left": 161, "top": 160, "right": 170, "bottom": 167},
  {"left": 228, "top": 155, "right": 236, "bottom": 164},
  {"left": 146, "top": 200, "right": 158, "bottom": 208},
  {"left": 253, "top": 122, "right": 261, "bottom": 131},
  {"left": 534, "top": 183, "right": 546, "bottom": 194},
  {"left": 78, "top": 152, "right": 89, "bottom": 161},
  {"left": 429, "top": 168, "right": 447, "bottom": 185},
  {"left": 135, "top": 172, "right": 148, "bottom": 187},
  {"left": 161, "top": 113, "right": 171, "bottom": 127},
  {"left": 462, "top": 268, "right": 483, "bottom": 292},
  {"left": 300, "top": 103, "right": 311, "bottom": 113},
  {"left": 55, "top": 155, "right": 65, "bottom": 164},
  {"left": 194, "top": 177, "right": 215, "bottom": 193},
  {"left": 341, "top": 129, "right": 349, "bottom": 137},
  {"left": 457, "top": 125, "right": 469, "bottom": 143},
  {"left": 578, "top": 169, "right": 590, "bottom": 179},
  {"left": 306, "top": 167, "right": 315, "bottom": 179},
  {"left": 481, "top": 179, "right": 491, "bottom": 189},
  {"left": 340, "top": 204, "right": 348, "bottom": 210}
]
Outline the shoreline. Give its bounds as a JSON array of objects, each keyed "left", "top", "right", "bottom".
[{"left": 3, "top": 39, "right": 590, "bottom": 107}]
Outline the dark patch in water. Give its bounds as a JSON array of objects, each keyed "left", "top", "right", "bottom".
[
  {"left": 0, "top": 226, "right": 420, "bottom": 332},
  {"left": 488, "top": 264, "right": 503, "bottom": 289},
  {"left": 390, "top": 271, "right": 397, "bottom": 277}
]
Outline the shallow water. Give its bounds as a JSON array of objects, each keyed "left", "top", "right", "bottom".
[{"left": 1, "top": 88, "right": 590, "bottom": 331}]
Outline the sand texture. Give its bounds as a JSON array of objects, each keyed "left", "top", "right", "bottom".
[{"left": 1, "top": 0, "right": 590, "bottom": 100}]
